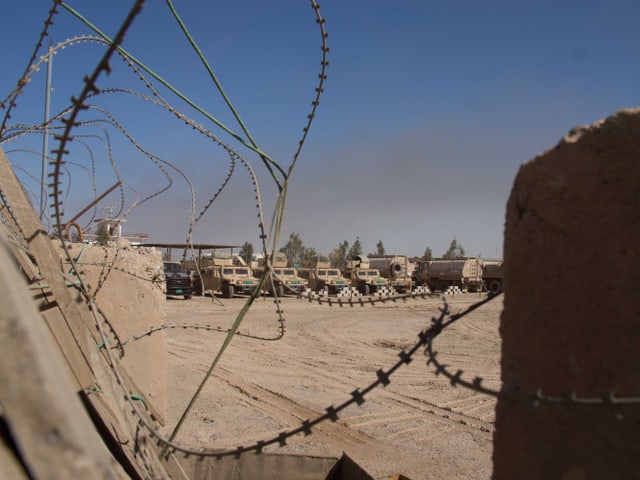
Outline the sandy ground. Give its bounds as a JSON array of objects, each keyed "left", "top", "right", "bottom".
[{"left": 158, "top": 292, "right": 502, "bottom": 480}]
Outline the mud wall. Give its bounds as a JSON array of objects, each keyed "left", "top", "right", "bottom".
[
  {"left": 493, "top": 107, "right": 640, "bottom": 478},
  {"left": 58, "top": 239, "right": 168, "bottom": 422}
]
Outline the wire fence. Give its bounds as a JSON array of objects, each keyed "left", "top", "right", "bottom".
[{"left": 2, "top": 2, "right": 636, "bottom": 477}]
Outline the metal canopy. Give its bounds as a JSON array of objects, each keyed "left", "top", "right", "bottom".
[{"left": 143, "top": 243, "right": 241, "bottom": 250}]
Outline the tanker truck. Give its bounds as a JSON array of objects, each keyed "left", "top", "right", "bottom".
[
  {"left": 482, "top": 260, "right": 503, "bottom": 293},
  {"left": 423, "top": 257, "right": 483, "bottom": 293},
  {"left": 367, "top": 255, "right": 415, "bottom": 294}
]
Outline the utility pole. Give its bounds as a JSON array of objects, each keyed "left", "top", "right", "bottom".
[{"left": 40, "top": 42, "right": 53, "bottom": 222}]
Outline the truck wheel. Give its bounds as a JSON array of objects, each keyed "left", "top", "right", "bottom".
[
  {"left": 361, "top": 284, "right": 370, "bottom": 295},
  {"left": 277, "top": 284, "right": 285, "bottom": 297},
  {"left": 489, "top": 280, "right": 502, "bottom": 293},
  {"left": 184, "top": 294, "right": 192, "bottom": 300},
  {"left": 222, "top": 283, "right": 234, "bottom": 298}
]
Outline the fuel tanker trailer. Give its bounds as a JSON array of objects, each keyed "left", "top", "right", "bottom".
[
  {"left": 424, "top": 257, "right": 483, "bottom": 292},
  {"left": 367, "top": 255, "right": 415, "bottom": 293}
]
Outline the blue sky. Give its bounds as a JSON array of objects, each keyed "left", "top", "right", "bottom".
[{"left": 1, "top": 1, "right": 638, "bottom": 258}]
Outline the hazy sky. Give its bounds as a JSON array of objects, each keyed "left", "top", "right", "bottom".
[{"left": 1, "top": 1, "right": 638, "bottom": 258}]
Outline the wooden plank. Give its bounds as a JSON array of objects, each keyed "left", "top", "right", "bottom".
[
  {"left": 0, "top": 229, "right": 128, "bottom": 479},
  {"left": 41, "top": 308, "right": 96, "bottom": 388},
  {"left": 0, "top": 148, "right": 100, "bottom": 386},
  {"left": 0, "top": 147, "right": 171, "bottom": 478},
  {"left": 0, "top": 438, "right": 29, "bottom": 480}
]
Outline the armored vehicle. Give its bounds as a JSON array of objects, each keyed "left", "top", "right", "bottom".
[
  {"left": 299, "top": 257, "right": 350, "bottom": 295},
  {"left": 190, "top": 251, "right": 259, "bottom": 298},
  {"left": 344, "top": 255, "right": 389, "bottom": 295},
  {"left": 253, "top": 253, "right": 308, "bottom": 296},
  {"left": 197, "top": 265, "right": 259, "bottom": 298}
]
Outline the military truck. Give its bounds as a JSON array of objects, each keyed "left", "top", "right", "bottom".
[
  {"left": 367, "top": 255, "right": 415, "bottom": 293},
  {"left": 298, "top": 257, "right": 351, "bottom": 295},
  {"left": 192, "top": 252, "right": 259, "bottom": 298},
  {"left": 162, "top": 260, "right": 193, "bottom": 299},
  {"left": 253, "top": 252, "right": 308, "bottom": 296},
  {"left": 482, "top": 260, "right": 503, "bottom": 293},
  {"left": 421, "top": 257, "right": 484, "bottom": 292},
  {"left": 343, "top": 255, "right": 389, "bottom": 295}
]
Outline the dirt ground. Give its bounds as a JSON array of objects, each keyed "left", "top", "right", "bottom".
[{"left": 159, "top": 292, "right": 502, "bottom": 480}]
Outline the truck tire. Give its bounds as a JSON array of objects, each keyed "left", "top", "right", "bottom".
[
  {"left": 489, "top": 279, "right": 502, "bottom": 293},
  {"left": 277, "top": 284, "right": 285, "bottom": 297},
  {"left": 360, "top": 283, "right": 370, "bottom": 295},
  {"left": 222, "top": 283, "right": 234, "bottom": 298}
]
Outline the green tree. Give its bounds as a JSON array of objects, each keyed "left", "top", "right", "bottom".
[
  {"left": 443, "top": 238, "right": 465, "bottom": 259},
  {"left": 422, "top": 246, "right": 433, "bottom": 261},
  {"left": 330, "top": 240, "right": 349, "bottom": 268},
  {"left": 375, "top": 240, "right": 385, "bottom": 256},
  {"left": 299, "top": 246, "right": 318, "bottom": 268},
  {"left": 279, "top": 232, "right": 317, "bottom": 268},
  {"left": 348, "top": 237, "right": 363, "bottom": 258},
  {"left": 239, "top": 241, "right": 254, "bottom": 265}
]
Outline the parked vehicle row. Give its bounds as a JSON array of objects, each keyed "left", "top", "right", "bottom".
[{"left": 163, "top": 252, "right": 503, "bottom": 300}]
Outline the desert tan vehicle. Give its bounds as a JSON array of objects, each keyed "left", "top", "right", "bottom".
[
  {"left": 299, "top": 257, "right": 351, "bottom": 295},
  {"left": 367, "top": 255, "right": 415, "bottom": 293},
  {"left": 482, "top": 260, "right": 503, "bottom": 293},
  {"left": 192, "top": 251, "right": 259, "bottom": 298},
  {"left": 253, "top": 252, "right": 308, "bottom": 296},
  {"left": 421, "top": 257, "right": 484, "bottom": 292},
  {"left": 196, "top": 265, "right": 259, "bottom": 298},
  {"left": 344, "top": 255, "right": 389, "bottom": 295}
]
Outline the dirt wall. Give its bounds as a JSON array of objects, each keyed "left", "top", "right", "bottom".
[
  {"left": 57, "top": 238, "right": 168, "bottom": 422},
  {"left": 493, "top": 107, "right": 640, "bottom": 478}
]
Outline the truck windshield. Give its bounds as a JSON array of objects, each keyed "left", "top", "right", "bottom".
[{"left": 163, "top": 263, "right": 182, "bottom": 273}]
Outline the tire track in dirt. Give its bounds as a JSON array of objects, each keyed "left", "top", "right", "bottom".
[
  {"left": 162, "top": 296, "right": 501, "bottom": 480},
  {"left": 204, "top": 365, "right": 424, "bottom": 474}
]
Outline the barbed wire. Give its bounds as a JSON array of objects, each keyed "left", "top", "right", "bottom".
[
  {"left": 5, "top": 2, "right": 637, "bottom": 478},
  {"left": 0, "top": 0, "right": 61, "bottom": 137}
]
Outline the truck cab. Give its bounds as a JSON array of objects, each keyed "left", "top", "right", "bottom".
[{"left": 163, "top": 261, "right": 193, "bottom": 299}]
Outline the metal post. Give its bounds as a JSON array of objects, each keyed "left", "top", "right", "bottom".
[{"left": 40, "top": 43, "right": 53, "bottom": 222}]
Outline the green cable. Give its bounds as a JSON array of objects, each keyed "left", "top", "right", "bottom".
[
  {"left": 60, "top": 2, "right": 282, "bottom": 187},
  {"left": 164, "top": 0, "right": 286, "bottom": 188},
  {"left": 161, "top": 272, "right": 269, "bottom": 458},
  {"left": 130, "top": 394, "right": 148, "bottom": 410}
]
